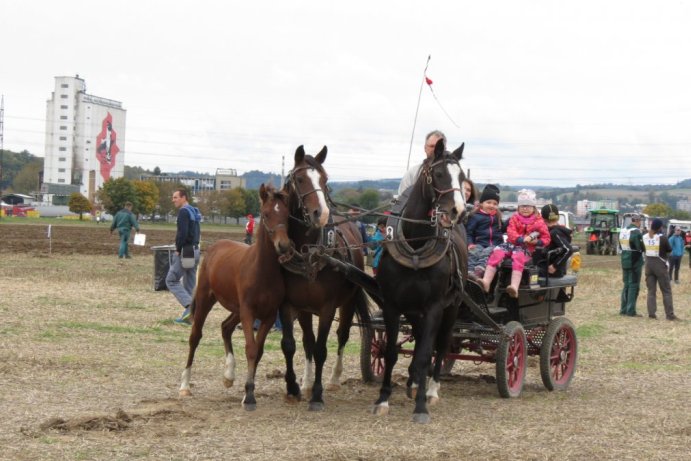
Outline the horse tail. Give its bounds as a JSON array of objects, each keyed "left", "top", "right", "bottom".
[{"left": 352, "top": 286, "right": 371, "bottom": 331}]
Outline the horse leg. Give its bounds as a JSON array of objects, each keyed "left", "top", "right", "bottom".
[
  {"left": 179, "top": 296, "right": 214, "bottom": 397},
  {"left": 221, "top": 312, "right": 240, "bottom": 388},
  {"left": 298, "top": 312, "right": 315, "bottom": 394},
  {"left": 406, "top": 317, "right": 423, "bottom": 399},
  {"left": 373, "top": 308, "right": 400, "bottom": 416},
  {"left": 327, "top": 303, "right": 354, "bottom": 391},
  {"left": 410, "top": 307, "right": 444, "bottom": 424},
  {"left": 427, "top": 303, "right": 458, "bottom": 406},
  {"left": 308, "top": 308, "right": 336, "bottom": 411},
  {"left": 241, "top": 313, "right": 273, "bottom": 411},
  {"left": 279, "top": 304, "right": 301, "bottom": 402}
]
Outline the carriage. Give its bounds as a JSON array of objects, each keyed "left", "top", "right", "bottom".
[{"left": 357, "top": 254, "right": 578, "bottom": 398}]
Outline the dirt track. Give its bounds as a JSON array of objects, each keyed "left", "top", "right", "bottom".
[
  {"left": 1, "top": 221, "right": 689, "bottom": 460},
  {"left": 0, "top": 221, "right": 243, "bottom": 255}
]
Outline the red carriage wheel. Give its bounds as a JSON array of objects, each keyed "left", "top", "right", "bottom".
[
  {"left": 540, "top": 317, "right": 578, "bottom": 391},
  {"left": 496, "top": 321, "right": 527, "bottom": 398},
  {"left": 360, "top": 326, "right": 387, "bottom": 383}
]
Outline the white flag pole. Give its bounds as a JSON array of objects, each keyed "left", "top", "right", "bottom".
[{"left": 406, "top": 55, "right": 431, "bottom": 171}]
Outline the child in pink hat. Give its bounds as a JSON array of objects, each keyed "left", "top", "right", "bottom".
[{"left": 480, "top": 189, "right": 550, "bottom": 298}]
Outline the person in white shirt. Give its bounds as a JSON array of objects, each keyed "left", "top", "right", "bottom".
[{"left": 397, "top": 130, "right": 447, "bottom": 196}]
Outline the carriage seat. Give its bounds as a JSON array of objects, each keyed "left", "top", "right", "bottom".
[{"left": 537, "top": 274, "right": 577, "bottom": 288}]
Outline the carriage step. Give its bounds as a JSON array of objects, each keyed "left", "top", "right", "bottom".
[{"left": 488, "top": 307, "right": 508, "bottom": 317}]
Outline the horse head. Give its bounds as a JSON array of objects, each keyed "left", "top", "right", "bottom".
[
  {"left": 284, "top": 145, "right": 330, "bottom": 230},
  {"left": 420, "top": 140, "right": 466, "bottom": 228},
  {"left": 258, "top": 183, "right": 292, "bottom": 256}
]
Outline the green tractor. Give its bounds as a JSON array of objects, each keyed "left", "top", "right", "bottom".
[{"left": 585, "top": 208, "right": 621, "bottom": 255}]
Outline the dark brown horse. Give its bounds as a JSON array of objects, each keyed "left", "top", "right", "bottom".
[
  {"left": 373, "top": 140, "right": 467, "bottom": 423},
  {"left": 279, "top": 145, "right": 371, "bottom": 411},
  {"left": 178, "top": 184, "right": 291, "bottom": 410}
]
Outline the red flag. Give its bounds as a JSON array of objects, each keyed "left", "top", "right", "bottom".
[{"left": 425, "top": 76, "right": 433, "bottom": 85}]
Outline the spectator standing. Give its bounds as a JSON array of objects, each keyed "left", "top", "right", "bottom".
[
  {"left": 349, "top": 204, "right": 369, "bottom": 256},
  {"left": 685, "top": 230, "right": 691, "bottom": 269},
  {"left": 245, "top": 214, "right": 255, "bottom": 245},
  {"left": 667, "top": 227, "right": 684, "bottom": 284},
  {"left": 643, "top": 219, "right": 680, "bottom": 320},
  {"left": 370, "top": 217, "right": 387, "bottom": 276},
  {"left": 110, "top": 202, "right": 139, "bottom": 259},
  {"left": 167, "top": 188, "right": 202, "bottom": 326},
  {"left": 618, "top": 214, "right": 645, "bottom": 317}
]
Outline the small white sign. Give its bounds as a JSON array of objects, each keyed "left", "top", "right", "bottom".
[{"left": 133, "top": 233, "right": 146, "bottom": 246}]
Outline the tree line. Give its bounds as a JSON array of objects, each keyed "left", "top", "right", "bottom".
[{"left": 91, "top": 177, "right": 262, "bottom": 224}]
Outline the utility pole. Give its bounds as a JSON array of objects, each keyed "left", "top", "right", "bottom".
[
  {"left": 0, "top": 95, "right": 4, "bottom": 202},
  {"left": 280, "top": 154, "right": 285, "bottom": 188},
  {"left": 0, "top": 95, "right": 4, "bottom": 219}
]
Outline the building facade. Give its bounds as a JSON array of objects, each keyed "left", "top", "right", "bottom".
[
  {"left": 676, "top": 200, "right": 691, "bottom": 213},
  {"left": 215, "top": 169, "right": 245, "bottom": 191},
  {"left": 42, "top": 75, "right": 126, "bottom": 203},
  {"left": 141, "top": 169, "right": 245, "bottom": 195}
]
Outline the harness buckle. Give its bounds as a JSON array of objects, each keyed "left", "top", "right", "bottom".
[
  {"left": 327, "top": 229, "right": 335, "bottom": 246},
  {"left": 430, "top": 206, "right": 440, "bottom": 226}
]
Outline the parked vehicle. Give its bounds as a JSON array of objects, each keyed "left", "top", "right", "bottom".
[
  {"left": 667, "top": 218, "right": 691, "bottom": 235},
  {"left": 585, "top": 208, "right": 620, "bottom": 255},
  {"left": 558, "top": 211, "right": 576, "bottom": 230}
]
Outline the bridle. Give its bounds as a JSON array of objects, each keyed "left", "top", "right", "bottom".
[
  {"left": 284, "top": 165, "right": 326, "bottom": 226},
  {"left": 261, "top": 194, "right": 289, "bottom": 237},
  {"left": 420, "top": 156, "right": 464, "bottom": 221},
  {"left": 263, "top": 220, "right": 287, "bottom": 237}
]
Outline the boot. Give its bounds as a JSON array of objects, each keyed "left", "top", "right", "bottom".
[
  {"left": 506, "top": 270, "right": 523, "bottom": 298},
  {"left": 480, "top": 265, "right": 497, "bottom": 293}
]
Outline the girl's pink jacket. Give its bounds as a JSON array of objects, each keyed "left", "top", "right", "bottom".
[{"left": 506, "top": 212, "right": 551, "bottom": 253}]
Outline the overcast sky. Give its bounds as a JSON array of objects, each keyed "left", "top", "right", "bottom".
[{"left": 2, "top": 1, "right": 690, "bottom": 187}]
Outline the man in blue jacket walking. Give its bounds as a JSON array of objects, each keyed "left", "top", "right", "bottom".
[{"left": 166, "top": 188, "right": 202, "bottom": 325}]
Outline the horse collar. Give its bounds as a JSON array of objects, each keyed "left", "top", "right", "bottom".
[{"left": 383, "top": 216, "right": 453, "bottom": 270}]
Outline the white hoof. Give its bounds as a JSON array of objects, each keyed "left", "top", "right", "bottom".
[
  {"left": 372, "top": 404, "right": 390, "bottom": 416},
  {"left": 223, "top": 378, "right": 234, "bottom": 388},
  {"left": 179, "top": 388, "right": 192, "bottom": 398},
  {"left": 427, "top": 396, "right": 439, "bottom": 406}
]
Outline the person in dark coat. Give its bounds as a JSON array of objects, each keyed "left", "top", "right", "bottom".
[
  {"left": 619, "top": 214, "right": 645, "bottom": 317},
  {"left": 110, "top": 201, "right": 139, "bottom": 259},
  {"left": 540, "top": 204, "right": 573, "bottom": 277},
  {"left": 465, "top": 184, "right": 504, "bottom": 276},
  {"left": 643, "top": 218, "right": 680, "bottom": 321}
]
